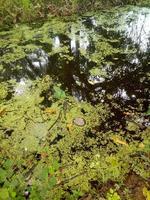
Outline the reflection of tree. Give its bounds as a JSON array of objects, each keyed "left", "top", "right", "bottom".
[
  {"left": 124, "top": 11, "right": 150, "bottom": 52},
  {"left": 146, "top": 35, "right": 150, "bottom": 52},
  {"left": 2, "top": 9, "right": 150, "bottom": 110}
]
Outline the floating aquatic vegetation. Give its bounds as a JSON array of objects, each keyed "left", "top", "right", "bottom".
[
  {"left": 0, "top": 5, "right": 150, "bottom": 200},
  {"left": 0, "top": 79, "right": 150, "bottom": 198}
]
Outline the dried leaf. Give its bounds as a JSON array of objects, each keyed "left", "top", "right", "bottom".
[{"left": 111, "top": 136, "right": 128, "bottom": 146}]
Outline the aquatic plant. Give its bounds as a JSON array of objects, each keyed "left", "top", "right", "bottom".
[
  {"left": 0, "top": 0, "right": 149, "bottom": 27},
  {"left": 106, "top": 189, "right": 121, "bottom": 200},
  {"left": 0, "top": 5, "right": 150, "bottom": 200},
  {"left": 143, "top": 187, "right": 150, "bottom": 200},
  {"left": 1, "top": 74, "right": 149, "bottom": 199}
]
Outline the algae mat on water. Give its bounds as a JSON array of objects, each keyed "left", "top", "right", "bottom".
[
  {"left": 0, "top": 76, "right": 150, "bottom": 200},
  {"left": 0, "top": 5, "right": 150, "bottom": 200}
]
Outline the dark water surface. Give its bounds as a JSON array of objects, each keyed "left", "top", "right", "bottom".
[{"left": 1, "top": 6, "right": 150, "bottom": 130}]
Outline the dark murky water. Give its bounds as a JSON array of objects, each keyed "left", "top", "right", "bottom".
[{"left": 1, "top": 6, "right": 150, "bottom": 129}]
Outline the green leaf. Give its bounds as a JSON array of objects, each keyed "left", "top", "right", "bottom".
[
  {"left": 0, "top": 188, "right": 9, "bottom": 200},
  {"left": 0, "top": 169, "right": 7, "bottom": 183},
  {"left": 39, "top": 168, "right": 49, "bottom": 181},
  {"left": 9, "top": 189, "right": 16, "bottom": 198},
  {"left": 53, "top": 86, "right": 66, "bottom": 99},
  {"left": 49, "top": 176, "right": 57, "bottom": 189},
  {"left": 49, "top": 160, "right": 60, "bottom": 175},
  {"left": 146, "top": 106, "right": 150, "bottom": 115},
  {"left": 143, "top": 187, "right": 150, "bottom": 200},
  {"left": 49, "top": 166, "right": 55, "bottom": 175},
  {"left": 52, "top": 160, "right": 60, "bottom": 171},
  {"left": 3, "top": 159, "right": 13, "bottom": 170}
]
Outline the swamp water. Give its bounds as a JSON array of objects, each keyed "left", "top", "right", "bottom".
[{"left": 0, "top": 6, "right": 150, "bottom": 200}]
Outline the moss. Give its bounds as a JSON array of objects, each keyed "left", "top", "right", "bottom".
[
  {"left": 0, "top": 83, "right": 8, "bottom": 100},
  {"left": 126, "top": 121, "right": 139, "bottom": 132}
]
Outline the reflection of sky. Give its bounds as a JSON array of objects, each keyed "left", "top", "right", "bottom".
[
  {"left": 130, "top": 57, "right": 139, "bottom": 64},
  {"left": 28, "top": 49, "right": 49, "bottom": 69},
  {"left": 113, "top": 88, "right": 130, "bottom": 100},
  {"left": 53, "top": 36, "right": 60, "bottom": 48},
  {"left": 70, "top": 17, "right": 97, "bottom": 52},
  {"left": 15, "top": 79, "right": 27, "bottom": 95},
  {"left": 89, "top": 8, "right": 150, "bottom": 52},
  {"left": 120, "top": 9, "right": 150, "bottom": 51},
  {"left": 91, "top": 17, "right": 97, "bottom": 27},
  {"left": 79, "top": 29, "right": 90, "bottom": 50},
  {"left": 69, "top": 8, "right": 150, "bottom": 53},
  {"left": 71, "top": 34, "right": 76, "bottom": 53},
  {"left": 70, "top": 24, "right": 90, "bottom": 53}
]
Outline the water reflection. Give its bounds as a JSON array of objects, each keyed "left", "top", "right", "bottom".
[
  {"left": 71, "top": 35, "right": 76, "bottom": 54},
  {"left": 1, "top": 7, "right": 150, "bottom": 118},
  {"left": 27, "top": 49, "right": 49, "bottom": 76},
  {"left": 14, "top": 78, "right": 27, "bottom": 96},
  {"left": 70, "top": 24, "right": 91, "bottom": 53},
  {"left": 122, "top": 9, "right": 150, "bottom": 51},
  {"left": 113, "top": 88, "right": 130, "bottom": 100},
  {"left": 79, "top": 29, "right": 90, "bottom": 50},
  {"left": 53, "top": 36, "right": 60, "bottom": 48},
  {"left": 88, "top": 75, "right": 105, "bottom": 85}
]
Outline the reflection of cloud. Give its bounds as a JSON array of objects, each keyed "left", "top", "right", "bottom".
[
  {"left": 131, "top": 57, "right": 139, "bottom": 64},
  {"left": 28, "top": 49, "right": 49, "bottom": 69},
  {"left": 122, "top": 9, "right": 150, "bottom": 51},
  {"left": 53, "top": 36, "right": 60, "bottom": 48},
  {"left": 79, "top": 29, "right": 90, "bottom": 50},
  {"left": 71, "top": 35, "right": 76, "bottom": 54},
  {"left": 70, "top": 24, "right": 90, "bottom": 52},
  {"left": 15, "top": 79, "right": 26, "bottom": 95},
  {"left": 91, "top": 17, "right": 97, "bottom": 27},
  {"left": 113, "top": 88, "right": 130, "bottom": 100},
  {"left": 88, "top": 75, "right": 105, "bottom": 85}
]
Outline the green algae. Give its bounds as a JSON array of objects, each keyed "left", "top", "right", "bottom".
[
  {"left": 0, "top": 18, "right": 67, "bottom": 66},
  {"left": 0, "top": 84, "right": 8, "bottom": 100},
  {"left": 106, "top": 188, "right": 121, "bottom": 200},
  {"left": 1, "top": 74, "right": 149, "bottom": 199},
  {"left": 0, "top": 5, "right": 141, "bottom": 79},
  {"left": 0, "top": 75, "right": 109, "bottom": 198},
  {"left": 0, "top": 6, "right": 150, "bottom": 199}
]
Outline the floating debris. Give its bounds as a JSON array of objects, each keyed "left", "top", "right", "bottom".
[
  {"left": 73, "top": 117, "right": 86, "bottom": 126},
  {"left": 88, "top": 75, "right": 105, "bottom": 85}
]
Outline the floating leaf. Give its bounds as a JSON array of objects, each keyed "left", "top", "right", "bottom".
[
  {"left": 143, "top": 187, "right": 150, "bottom": 200},
  {"left": 49, "top": 176, "right": 57, "bottom": 189},
  {"left": 0, "top": 168, "right": 7, "bottom": 183},
  {"left": 0, "top": 107, "right": 6, "bottom": 116},
  {"left": 53, "top": 86, "right": 66, "bottom": 99},
  {"left": 0, "top": 188, "right": 9, "bottom": 200},
  {"left": 27, "top": 123, "right": 48, "bottom": 139},
  {"left": 39, "top": 167, "right": 49, "bottom": 181},
  {"left": 111, "top": 135, "right": 128, "bottom": 146},
  {"left": 3, "top": 159, "right": 13, "bottom": 170},
  {"left": 21, "top": 135, "right": 39, "bottom": 152},
  {"left": 49, "top": 160, "right": 60, "bottom": 175},
  {"left": 44, "top": 108, "right": 57, "bottom": 114}
]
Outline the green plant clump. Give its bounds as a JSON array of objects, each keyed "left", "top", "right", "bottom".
[
  {"left": 106, "top": 189, "right": 121, "bottom": 200},
  {"left": 0, "top": 0, "right": 149, "bottom": 27}
]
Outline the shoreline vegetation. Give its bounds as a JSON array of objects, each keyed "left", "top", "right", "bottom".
[{"left": 0, "top": 0, "right": 150, "bottom": 27}]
